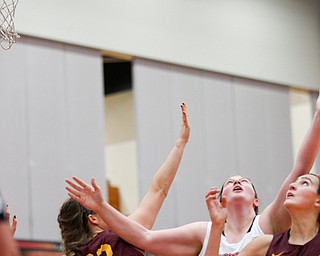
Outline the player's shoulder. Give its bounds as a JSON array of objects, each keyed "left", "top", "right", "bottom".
[{"left": 239, "top": 235, "right": 273, "bottom": 256}]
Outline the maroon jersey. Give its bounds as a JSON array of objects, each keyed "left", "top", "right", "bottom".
[
  {"left": 266, "top": 229, "right": 320, "bottom": 256},
  {"left": 75, "top": 230, "right": 144, "bottom": 256}
]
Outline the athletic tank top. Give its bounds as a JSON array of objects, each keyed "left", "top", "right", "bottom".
[
  {"left": 199, "top": 215, "right": 264, "bottom": 256},
  {"left": 266, "top": 229, "right": 320, "bottom": 256},
  {"left": 75, "top": 230, "right": 144, "bottom": 256}
]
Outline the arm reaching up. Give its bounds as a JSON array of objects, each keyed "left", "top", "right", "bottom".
[
  {"left": 260, "top": 90, "right": 320, "bottom": 234},
  {"left": 58, "top": 103, "right": 193, "bottom": 256},
  {"left": 66, "top": 176, "right": 206, "bottom": 256},
  {"left": 204, "top": 188, "right": 227, "bottom": 256},
  {"left": 129, "top": 103, "right": 190, "bottom": 228}
]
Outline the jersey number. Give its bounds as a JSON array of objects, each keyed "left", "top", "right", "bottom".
[{"left": 87, "top": 244, "right": 113, "bottom": 256}]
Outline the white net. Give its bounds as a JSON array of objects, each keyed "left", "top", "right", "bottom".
[{"left": 0, "top": 0, "right": 19, "bottom": 50}]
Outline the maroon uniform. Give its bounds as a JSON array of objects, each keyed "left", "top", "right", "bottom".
[
  {"left": 266, "top": 229, "right": 320, "bottom": 256},
  {"left": 75, "top": 230, "right": 144, "bottom": 256}
]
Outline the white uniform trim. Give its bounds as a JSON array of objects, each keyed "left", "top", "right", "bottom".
[{"left": 198, "top": 215, "right": 264, "bottom": 256}]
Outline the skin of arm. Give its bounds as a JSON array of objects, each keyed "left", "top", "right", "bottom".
[
  {"left": 66, "top": 177, "right": 206, "bottom": 256},
  {"left": 0, "top": 222, "right": 20, "bottom": 256},
  {"left": 260, "top": 91, "right": 320, "bottom": 234},
  {"left": 129, "top": 103, "right": 190, "bottom": 229},
  {"left": 204, "top": 224, "right": 224, "bottom": 256},
  {"left": 0, "top": 197, "right": 20, "bottom": 256},
  {"left": 238, "top": 235, "right": 273, "bottom": 256},
  {"left": 203, "top": 188, "right": 227, "bottom": 256}
]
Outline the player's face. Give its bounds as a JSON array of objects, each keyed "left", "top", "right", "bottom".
[
  {"left": 285, "top": 174, "right": 320, "bottom": 210},
  {"left": 221, "top": 176, "right": 257, "bottom": 204}
]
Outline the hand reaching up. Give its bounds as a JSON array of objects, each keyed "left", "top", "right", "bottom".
[
  {"left": 205, "top": 187, "right": 227, "bottom": 227},
  {"left": 179, "top": 103, "right": 190, "bottom": 144},
  {"left": 65, "top": 176, "right": 104, "bottom": 213}
]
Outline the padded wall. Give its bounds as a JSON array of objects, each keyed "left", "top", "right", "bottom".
[
  {"left": 133, "top": 58, "right": 293, "bottom": 229},
  {"left": 0, "top": 36, "right": 106, "bottom": 241}
]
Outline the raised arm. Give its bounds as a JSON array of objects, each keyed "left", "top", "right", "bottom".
[
  {"left": 203, "top": 188, "right": 227, "bottom": 256},
  {"left": 260, "top": 91, "right": 320, "bottom": 233},
  {"left": 66, "top": 176, "right": 206, "bottom": 256},
  {"left": 129, "top": 103, "right": 190, "bottom": 229}
]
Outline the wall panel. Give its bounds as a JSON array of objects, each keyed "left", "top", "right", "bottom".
[
  {"left": 233, "top": 79, "right": 292, "bottom": 210},
  {"left": 134, "top": 58, "right": 293, "bottom": 231},
  {"left": 0, "top": 42, "right": 30, "bottom": 238},
  {"left": 0, "top": 36, "right": 106, "bottom": 241},
  {"left": 134, "top": 60, "right": 175, "bottom": 228},
  {"left": 16, "top": 0, "right": 320, "bottom": 90}
]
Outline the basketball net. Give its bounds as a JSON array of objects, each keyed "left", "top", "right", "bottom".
[{"left": 0, "top": 0, "right": 20, "bottom": 50}]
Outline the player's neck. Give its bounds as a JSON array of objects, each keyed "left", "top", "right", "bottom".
[
  {"left": 223, "top": 213, "right": 256, "bottom": 243},
  {"left": 227, "top": 202, "right": 256, "bottom": 221},
  {"left": 289, "top": 217, "right": 319, "bottom": 245}
]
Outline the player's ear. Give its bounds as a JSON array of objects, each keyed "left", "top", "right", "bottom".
[{"left": 87, "top": 214, "right": 98, "bottom": 225}]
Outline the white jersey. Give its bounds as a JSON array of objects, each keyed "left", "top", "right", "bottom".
[{"left": 199, "top": 215, "right": 264, "bottom": 256}]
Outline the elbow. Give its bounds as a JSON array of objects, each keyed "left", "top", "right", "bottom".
[
  {"left": 160, "top": 187, "right": 169, "bottom": 198},
  {"left": 152, "top": 184, "right": 169, "bottom": 199},
  {"left": 141, "top": 231, "right": 158, "bottom": 253}
]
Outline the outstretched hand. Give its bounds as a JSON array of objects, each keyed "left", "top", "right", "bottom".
[
  {"left": 179, "top": 103, "right": 190, "bottom": 144},
  {"left": 65, "top": 176, "right": 104, "bottom": 213},
  {"left": 205, "top": 187, "right": 227, "bottom": 226}
]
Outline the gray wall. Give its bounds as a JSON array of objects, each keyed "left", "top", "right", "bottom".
[
  {"left": 134, "top": 58, "right": 294, "bottom": 229},
  {"left": 16, "top": 0, "right": 320, "bottom": 90},
  {"left": 0, "top": 36, "right": 106, "bottom": 241}
]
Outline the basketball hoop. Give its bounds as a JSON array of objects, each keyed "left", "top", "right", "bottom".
[{"left": 0, "top": 0, "right": 20, "bottom": 50}]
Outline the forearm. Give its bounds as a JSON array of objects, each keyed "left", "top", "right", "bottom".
[
  {"left": 151, "top": 103, "right": 189, "bottom": 197},
  {"left": 204, "top": 223, "right": 224, "bottom": 256},
  {"left": 263, "top": 106, "right": 320, "bottom": 233},
  {"left": 96, "top": 201, "right": 202, "bottom": 256},
  {"left": 131, "top": 103, "right": 189, "bottom": 228},
  {"left": 96, "top": 201, "right": 151, "bottom": 249},
  {"left": 151, "top": 138, "right": 187, "bottom": 196},
  {"left": 238, "top": 235, "right": 272, "bottom": 256},
  {"left": 131, "top": 138, "right": 188, "bottom": 228},
  {"left": 293, "top": 109, "right": 320, "bottom": 175}
]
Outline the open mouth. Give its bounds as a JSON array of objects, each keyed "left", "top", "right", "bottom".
[
  {"left": 286, "top": 192, "right": 294, "bottom": 198},
  {"left": 233, "top": 185, "right": 243, "bottom": 192}
]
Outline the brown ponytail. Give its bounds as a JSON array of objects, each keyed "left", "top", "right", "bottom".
[{"left": 57, "top": 198, "right": 94, "bottom": 256}]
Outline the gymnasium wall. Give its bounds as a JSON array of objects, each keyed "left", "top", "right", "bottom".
[
  {"left": 16, "top": 0, "right": 320, "bottom": 90},
  {"left": 134, "top": 58, "right": 294, "bottom": 228},
  {"left": 0, "top": 36, "right": 106, "bottom": 241}
]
